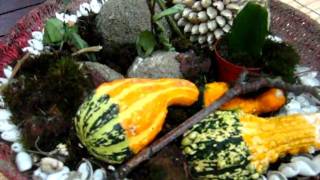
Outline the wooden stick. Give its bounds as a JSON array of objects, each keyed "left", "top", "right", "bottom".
[
  {"left": 71, "top": 46, "right": 103, "bottom": 56},
  {"left": 9, "top": 53, "right": 30, "bottom": 80},
  {"left": 114, "top": 77, "right": 320, "bottom": 178}
]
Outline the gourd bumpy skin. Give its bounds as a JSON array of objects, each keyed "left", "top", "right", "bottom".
[
  {"left": 74, "top": 78, "right": 199, "bottom": 164},
  {"left": 182, "top": 110, "right": 320, "bottom": 179}
]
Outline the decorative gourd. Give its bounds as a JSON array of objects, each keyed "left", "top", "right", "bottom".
[
  {"left": 204, "top": 82, "right": 286, "bottom": 114},
  {"left": 181, "top": 110, "right": 320, "bottom": 179},
  {"left": 74, "top": 78, "right": 199, "bottom": 164}
]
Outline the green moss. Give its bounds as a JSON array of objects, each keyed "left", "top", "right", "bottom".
[
  {"left": 262, "top": 39, "right": 300, "bottom": 83},
  {"left": 2, "top": 55, "right": 94, "bottom": 150}
]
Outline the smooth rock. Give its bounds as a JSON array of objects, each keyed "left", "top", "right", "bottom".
[
  {"left": 11, "top": 142, "right": 24, "bottom": 153},
  {"left": 127, "top": 51, "right": 183, "bottom": 79},
  {"left": 81, "top": 61, "right": 124, "bottom": 86},
  {"left": 1, "top": 128, "right": 21, "bottom": 142},
  {"left": 33, "top": 167, "right": 48, "bottom": 180},
  {"left": 93, "top": 168, "right": 107, "bottom": 180},
  {"left": 16, "top": 152, "right": 33, "bottom": 172},
  {"left": 3, "top": 66, "right": 12, "bottom": 78},
  {"left": 77, "top": 160, "right": 93, "bottom": 180},
  {"left": 40, "top": 157, "right": 64, "bottom": 174},
  {"left": 0, "top": 109, "right": 11, "bottom": 121},
  {"left": 65, "top": 171, "right": 82, "bottom": 180},
  {"left": 96, "top": 0, "right": 170, "bottom": 52},
  {"left": 0, "top": 121, "right": 17, "bottom": 132},
  {"left": 47, "top": 166, "right": 70, "bottom": 180}
]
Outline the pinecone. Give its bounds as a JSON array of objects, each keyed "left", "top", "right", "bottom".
[{"left": 173, "top": 0, "right": 247, "bottom": 46}]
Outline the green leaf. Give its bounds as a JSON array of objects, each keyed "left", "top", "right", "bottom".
[
  {"left": 153, "top": 4, "right": 184, "bottom": 21},
  {"left": 68, "top": 32, "right": 96, "bottom": 61},
  {"left": 43, "top": 18, "right": 65, "bottom": 45},
  {"left": 228, "top": 2, "right": 269, "bottom": 58},
  {"left": 68, "top": 32, "right": 88, "bottom": 49},
  {"left": 136, "top": 30, "right": 157, "bottom": 57}
]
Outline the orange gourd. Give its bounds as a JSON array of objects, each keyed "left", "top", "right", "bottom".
[
  {"left": 204, "top": 82, "right": 286, "bottom": 114},
  {"left": 74, "top": 78, "right": 199, "bottom": 164}
]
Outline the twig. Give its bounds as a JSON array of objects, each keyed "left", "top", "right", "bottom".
[
  {"left": 114, "top": 76, "right": 320, "bottom": 178},
  {"left": 71, "top": 46, "right": 103, "bottom": 56},
  {"left": 9, "top": 53, "right": 30, "bottom": 80}
]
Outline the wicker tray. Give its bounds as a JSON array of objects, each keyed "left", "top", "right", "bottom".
[{"left": 0, "top": 0, "right": 319, "bottom": 179}]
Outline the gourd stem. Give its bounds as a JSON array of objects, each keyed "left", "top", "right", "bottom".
[{"left": 115, "top": 76, "right": 320, "bottom": 179}]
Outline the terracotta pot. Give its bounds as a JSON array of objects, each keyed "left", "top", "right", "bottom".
[{"left": 214, "top": 40, "right": 261, "bottom": 82}]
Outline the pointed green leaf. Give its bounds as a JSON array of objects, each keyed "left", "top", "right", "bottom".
[
  {"left": 43, "top": 18, "right": 65, "bottom": 44},
  {"left": 136, "top": 30, "right": 157, "bottom": 57},
  {"left": 153, "top": 4, "right": 184, "bottom": 21}
]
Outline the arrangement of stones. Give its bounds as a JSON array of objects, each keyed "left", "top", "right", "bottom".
[{"left": 1, "top": 0, "right": 320, "bottom": 180}]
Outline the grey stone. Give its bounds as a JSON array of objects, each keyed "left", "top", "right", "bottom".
[
  {"left": 96, "top": 0, "right": 170, "bottom": 52},
  {"left": 81, "top": 62, "right": 124, "bottom": 86},
  {"left": 127, "top": 51, "right": 183, "bottom": 78}
]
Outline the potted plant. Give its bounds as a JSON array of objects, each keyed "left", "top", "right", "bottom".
[{"left": 214, "top": 1, "right": 299, "bottom": 82}]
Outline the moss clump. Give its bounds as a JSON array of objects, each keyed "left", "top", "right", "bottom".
[
  {"left": 262, "top": 39, "right": 300, "bottom": 83},
  {"left": 3, "top": 55, "right": 94, "bottom": 150}
]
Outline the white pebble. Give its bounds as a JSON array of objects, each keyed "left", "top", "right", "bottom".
[
  {"left": 299, "top": 76, "right": 320, "bottom": 87},
  {"left": 90, "top": 0, "right": 103, "bottom": 14},
  {"left": 214, "top": 29, "right": 224, "bottom": 39},
  {"left": 192, "top": 1, "right": 203, "bottom": 11},
  {"left": 216, "top": 16, "right": 226, "bottom": 27},
  {"left": 222, "top": 24, "right": 231, "bottom": 32},
  {"left": 93, "top": 169, "right": 107, "bottom": 180},
  {"left": 40, "top": 157, "right": 64, "bottom": 174},
  {"left": 285, "top": 100, "right": 301, "bottom": 112},
  {"left": 32, "top": 31, "right": 44, "bottom": 41},
  {"left": 1, "top": 128, "right": 21, "bottom": 142},
  {"left": 182, "top": 7, "right": 192, "bottom": 18},
  {"left": 177, "top": 18, "right": 187, "bottom": 27},
  {"left": 0, "top": 109, "right": 11, "bottom": 121},
  {"left": 0, "top": 77, "right": 8, "bottom": 85},
  {"left": 65, "top": 14, "right": 78, "bottom": 24},
  {"left": 302, "top": 106, "right": 319, "bottom": 113},
  {"left": 184, "top": 23, "right": 192, "bottom": 33},
  {"left": 11, "top": 142, "right": 24, "bottom": 153},
  {"left": 207, "top": 33, "right": 215, "bottom": 44},
  {"left": 33, "top": 167, "right": 48, "bottom": 180},
  {"left": 198, "top": 11, "right": 208, "bottom": 22},
  {"left": 55, "top": 12, "right": 66, "bottom": 22},
  {"left": 221, "top": 9, "right": 233, "bottom": 20},
  {"left": 0, "top": 121, "right": 17, "bottom": 132},
  {"left": 16, "top": 152, "right": 33, "bottom": 172},
  {"left": 47, "top": 166, "right": 70, "bottom": 180},
  {"left": 28, "top": 39, "right": 44, "bottom": 51},
  {"left": 191, "top": 25, "right": 199, "bottom": 34},
  {"left": 79, "top": 3, "right": 91, "bottom": 16},
  {"left": 3, "top": 66, "right": 12, "bottom": 78},
  {"left": 77, "top": 160, "right": 93, "bottom": 180}
]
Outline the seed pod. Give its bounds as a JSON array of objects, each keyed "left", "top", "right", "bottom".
[
  {"left": 174, "top": 13, "right": 182, "bottom": 20},
  {"left": 223, "top": 24, "right": 231, "bottom": 32},
  {"left": 184, "top": 23, "right": 193, "bottom": 33},
  {"left": 226, "top": 3, "right": 241, "bottom": 11},
  {"left": 177, "top": 18, "right": 187, "bottom": 27},
  {"left": 192, "top": 1, "right": 203, "bottom": 11},
  {"left": 199, "top": 23, "right": 208, "bottom": 34},
  {"left": 221, "top": 9, "right": 233, "bottom": 20},
  {"left": 207, "top": 7, "right": 218, "bottom": 19},
  {"left": 184, "top": 0, "right": 195, "bottom": 7},
  {"left": 201, "top": 0, "right": 212, "bottom": 8},
  {"left": 191, "top": 25, "right": 200, "bottom": 34},
  {"left": 216, "top": 16, "right": 226, "bottom": 27},
  {"left": 213, "top": 1, "right": 224, "bottom": 11},
  {"left": 182, "top": 8, "right": 192, "bottom": 18},
  {"left": 198, "top": 11, "right": 208, "bottom": 22},
  {"left": 207, "top": 20, "right": 217, "bottom": 31},
  {"left": 223, "top": 0, "right": 231, "bottom": 4},
  {"left": 190, "top": 35, "right": 198, "bottom": 42},
  {"left": 198, "top": 35, "right": 206, "bottom": 44},
  {"left": 207, "top": 33, "right": 215, "bottom": 44},
  {"left": 214, "top": 29, "right": 224, "bottom": 39},
  {"left": 188, "top": 12, "right": 198, "bottom": 23}
]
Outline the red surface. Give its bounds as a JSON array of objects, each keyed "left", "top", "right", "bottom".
[{"left": 214, "top": 41, "right": 261, "bottom": 82}]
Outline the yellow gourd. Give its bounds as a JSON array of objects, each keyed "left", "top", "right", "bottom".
[
  {"left": 204, "top": 82, "right": 286, "bottom": 114},
  {"left": 182, "top": 110, "right": 320, "bottom": 179}
]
